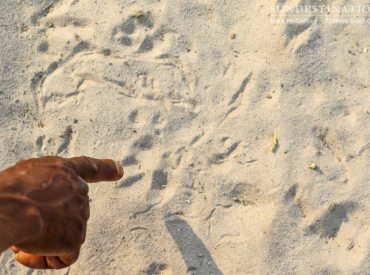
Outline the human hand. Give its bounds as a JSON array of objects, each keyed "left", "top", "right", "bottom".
[{"left": 0, "top": 156, "right": 123, "bottom": 269}]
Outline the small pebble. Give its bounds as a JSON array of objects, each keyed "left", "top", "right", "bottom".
[{"left": 308, "top": 162, "right": 317, "bottom": 170}]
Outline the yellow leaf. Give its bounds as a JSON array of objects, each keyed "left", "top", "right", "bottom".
[{"left": 271, "top": 131, "right": 278, "bottom": 153}]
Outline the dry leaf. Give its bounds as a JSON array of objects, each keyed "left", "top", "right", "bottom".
[{"left": 271, "top": 131, "right": 278, "bottom": 153}]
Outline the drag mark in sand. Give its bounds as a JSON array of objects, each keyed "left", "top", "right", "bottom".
[{"left": 228, "top": 72, "right": 253, "bottom": 105}]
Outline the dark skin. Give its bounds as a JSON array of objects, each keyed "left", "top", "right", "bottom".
[{"left": 0, "top": 156, "right": 124, "bottom": 269}]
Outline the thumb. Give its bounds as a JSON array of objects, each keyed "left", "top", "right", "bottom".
[
  {"left": 15, "top": 252, "right": 47, "bottom": 269},
  {"left": 13, "top": 248, "right": 79, "bottom": 269}
]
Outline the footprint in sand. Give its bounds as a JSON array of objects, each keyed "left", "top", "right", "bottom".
[{"left": 28, "top": 4, "right": 197, "bottom": 189}]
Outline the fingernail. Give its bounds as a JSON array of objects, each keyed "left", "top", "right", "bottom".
[{"left": 114, "top": 161, "right": 124, "bottom": 177}]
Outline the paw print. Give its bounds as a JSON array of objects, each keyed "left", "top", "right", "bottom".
[{"left": 112, "top": 12, "right": 156, "bottom": 53}]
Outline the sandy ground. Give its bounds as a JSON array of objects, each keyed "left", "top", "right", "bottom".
[{"left": 1, "top": 0, "right": 370, "bottom": 274}]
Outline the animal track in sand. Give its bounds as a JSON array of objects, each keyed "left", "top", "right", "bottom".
[
  {"left": 151, "top": 170, "right": 168, "bottom": 190},
  {"left": 216, "top": 182, "right": 267, "bottom": 208},
  {"left": 132, "top": 135, "right": 154, "bottom": 152},
  {"left": 56, "top": 125, "right": 73, "bottom": 155},
  {"left": 281, "top": 1, "right": 325, "bottom": 53},
  {"left": 128, "top": 109, "right": 138, "bottom": 123},
  {"left": 276, "top": 0, "right": 288, "bottom": 6},
  {"left": 111, "top": 11, "right": 178, "bottom": 55},
  {"left": 38, "top": 55, "right": 196, "bottom": 110},
  {"left": 311, "top": 125, "right": 353, "bottom": 184},
  {"left": 117, "top": 173, "right": 145, "bottom": 188},
  {"left": 122, "top": 154, "right": 138, "bottom": 166},
  {"left": 111, "top": 12, "right": 156, "bottom": 53},
  {"left": 35, "top": 135, "right": 45, "bottom": 153},
  {"left": 228, "top": 72, "right": 253, "bottom": 105},
  {"left": 35, "top": 125, "right": 74, "bottom": 156},
  {"left": 30, "top": 4, "right": 196, "bottom": 123},
  {"left": 295, "top": 30, "right": 324, "bottom": 54},
  {"left": 305, "top": 201, "right": 357, "bottom": 239},
  {"left": 284, "top": 17, "right": 315, "bottom": 46},
  {"left": 47, "top": 16, "right": 91, "bottom": 28},
  {"left": 143, "top": 262, "right": 169, "bottom": 275},
  {"left": 283, "top": 184, "right": 298, "bottom": 203},
  {"left": 37, "top": 41, "right": 49, "bottom": 53},
  {"left": 30, "top": 0, "right": 60, "bottom": 25},
  {"left": 208, "top": 141, "right": 241, "bottom": 165},
  {"left": 146, "top": 157, "right": 174, "bottom": 204}
]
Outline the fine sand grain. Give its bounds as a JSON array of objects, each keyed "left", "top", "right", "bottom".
[{"left": 1, "top": 0, "right": 370, "bottom": 274}]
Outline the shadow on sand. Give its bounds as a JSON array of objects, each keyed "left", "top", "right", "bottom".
[{"left": 165, "top": 216, "right": 223, "bottom": 275}]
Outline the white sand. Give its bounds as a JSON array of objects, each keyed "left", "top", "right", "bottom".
[{"left": 1, "top": 0, "right": 370, "bottom": 274}]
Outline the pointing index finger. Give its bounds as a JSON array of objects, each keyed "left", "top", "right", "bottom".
[{"left": 66, "top": 157, "right": 124, "bottom": 183}]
